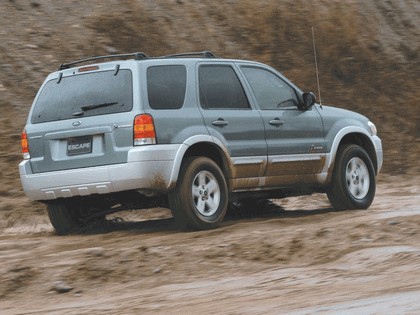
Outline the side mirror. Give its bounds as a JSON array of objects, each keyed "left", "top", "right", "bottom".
[{"left": 300, "top": 92, "right": 316, "bottom": 110}]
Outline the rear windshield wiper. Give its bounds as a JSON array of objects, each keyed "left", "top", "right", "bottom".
[{"left": 80, "top": 102, "right": 120, "bottom": 111}]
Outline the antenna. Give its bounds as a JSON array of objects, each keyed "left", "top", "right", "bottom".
[{"left": 312, "top": 26, "right": 322, "bottom": 107}]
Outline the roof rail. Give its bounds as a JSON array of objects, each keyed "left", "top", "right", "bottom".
[
  {"left": 160, "top": 51, "right": 217, "bottom": 58},
  {"left": 58, "top": 52, "right": 149, "bottom": 70},
  {"left": 58, "top": 51, "right": 217, "bottom": 71}
]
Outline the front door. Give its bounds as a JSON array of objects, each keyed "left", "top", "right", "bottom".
[{"left": 240, "top": 65, "right": 325, "bottom": 185}]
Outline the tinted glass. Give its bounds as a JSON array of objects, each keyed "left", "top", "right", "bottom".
[
  {"left": 31, "top": 70, "right": 133, "bottom": 124},
  {"left": 241, "top": 66, "right": 298, "bottom": 109},
  {"left": 147, "top": 65, "right": 187, "bottom": 109},
  {"left": 199, "top": 65, "right": 250, "bottom": 109}
]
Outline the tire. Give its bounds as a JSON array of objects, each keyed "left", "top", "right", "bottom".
[
  {"left": 327, "top": 144, "right": 376, "bottom": 210},
  {"left": 169, "top": 156, "right": 228, "bottom": 230},
  {"left": 47, "top": 200, "right": 84, "bottom": 235}
]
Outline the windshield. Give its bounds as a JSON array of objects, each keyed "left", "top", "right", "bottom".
[{"left": 31, "top": 70, "right": 133, "bottom": 124}]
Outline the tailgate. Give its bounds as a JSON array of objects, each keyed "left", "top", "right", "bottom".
[{"left": 26, "top": 68, "right": 135, "bottom": 173}]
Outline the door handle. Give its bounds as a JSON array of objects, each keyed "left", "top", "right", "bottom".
[
  {"left": 269, "top": 118, "right": 284, "bottom": 126},
  {"left": 212, "top": 119, "right": 229, "bottom": 126}
]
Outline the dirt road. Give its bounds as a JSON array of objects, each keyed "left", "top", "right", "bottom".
[{"left": 1, "top": 174, "right": 419, "bottom": 314}]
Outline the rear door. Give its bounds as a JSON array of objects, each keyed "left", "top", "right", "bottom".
[
  {"left": 197, "top": 63, "right": 267, "bottom": 180},
  {"left": 140, "top": 62, "right": 209, "bottom": 146},
  {"left": 26, "top": 65, "right": 136, "bottom": 173},
  {"left": 240, "top": 65, "right": 325, "bottom": 184}
]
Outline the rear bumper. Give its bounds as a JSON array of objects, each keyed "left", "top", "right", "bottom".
[{"left": 19, "top": 144, "right": 184, "bottom": 201}]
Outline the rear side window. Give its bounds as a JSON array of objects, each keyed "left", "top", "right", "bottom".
[
  {"left": 199, "top": 65, "right": 250, "bottom": 109},
  {"left": 147, "top": 65, "right": 187, "bottom": 109},
  {"left": 31, "top": 70, "right": 133, "bottom": 124}
]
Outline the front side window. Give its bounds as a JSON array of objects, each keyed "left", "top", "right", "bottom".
[
  {"left": 199, "top": 65, "right": 250, "bottom": 109},
  {"left": 241, "top": 66, "right": 298, "bottom": 110},
  {"left": 147, "top": 65, "right": 187, "bottom": 110},
  {"left": 31, "top": 70, "right": 133, "bottom": 124}
]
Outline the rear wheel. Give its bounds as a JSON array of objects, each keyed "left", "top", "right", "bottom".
[
  {"left": 47, "top": 200, "right": 84, "bottom": 235},
  {"left": 327, "top": 144, "right": 376, "bottom": 210},
  {"left": 169, "top": 156, "right": 228, "bottom": 230}
]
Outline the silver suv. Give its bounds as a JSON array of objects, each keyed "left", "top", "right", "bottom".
[{"left": 19, "top": 51, "right": 383, "bottom": 234}]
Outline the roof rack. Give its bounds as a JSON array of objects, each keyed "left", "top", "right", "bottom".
[
  {"left": 58, "top": 51, "right": 217, "bottom": 71},
  {"left": 159, "top": 51, "right": 217, "bottom": 58},
  {"left": 58, "top": 52, "right": 149, "bottom": 70}
]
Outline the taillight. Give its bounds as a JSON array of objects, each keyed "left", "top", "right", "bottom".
[
  {"left": 21, "top": 129, "right": 30, "bottom": 159},
  {"left": 133, "top": 114, "right": 156, "bottom": 145}
]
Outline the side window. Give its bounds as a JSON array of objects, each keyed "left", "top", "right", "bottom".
[
  {"left": 241, "top": 66, "right": 298, "bottom": 110},
  {"left": 147, "top": 65, "right": 187, "bottom": 109},
  {"left": 199, "top": 65, "right": 250, "bottom": 109}
]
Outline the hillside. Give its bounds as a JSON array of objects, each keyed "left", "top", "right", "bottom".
[{"left": 0, "top": 0, "right": 419, "bottom": 197}]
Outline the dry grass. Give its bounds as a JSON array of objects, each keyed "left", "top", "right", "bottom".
[
  {"left": 0, "top": 0, "right": 418, "bottom": 188},
  {"left": 82, "top": 0, "right": 419, "bottom": 173}
]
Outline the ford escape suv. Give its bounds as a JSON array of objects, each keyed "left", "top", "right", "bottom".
[{"left": 19, "top": 51, "right": 383, "bottom": 235}]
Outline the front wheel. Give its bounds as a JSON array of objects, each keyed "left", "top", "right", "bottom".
[
  {"left": 169, "top": 156, "right": 228, "bottom": 230},
  {"left": 327, "top": 144, "right": 376, "bottom": 210}
]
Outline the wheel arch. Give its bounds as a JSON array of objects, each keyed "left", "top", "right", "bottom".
[
  {"left": 184, "top": 142, "right": 230, "bottom": 174},
  {"left": 323, "top": 127, "right": 379, "bottom": 184},
  {"left": 337, "top": 133, "right": 378, "bottom": 174},
  {"left": 167, "top": 136, "right": 232, "bottom": 191}
]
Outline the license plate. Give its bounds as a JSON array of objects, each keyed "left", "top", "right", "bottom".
[{"left": 67, "top": 136, "right": 92, "bottom": 156}]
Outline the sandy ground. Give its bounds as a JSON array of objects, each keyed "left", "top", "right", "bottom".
[
  {"left": 1, "top": 173, "right": 419, "bottom": 314},
  {"left": 0, "top": 1, "right": 418, "bottom": 314}
]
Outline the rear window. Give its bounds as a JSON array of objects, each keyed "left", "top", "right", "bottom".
[
  {"left": 31, "top": 70, "right": 133, "bottom": 124},
  {"left": 147, "top": 65, "right": 187, "bottom": 109}
]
